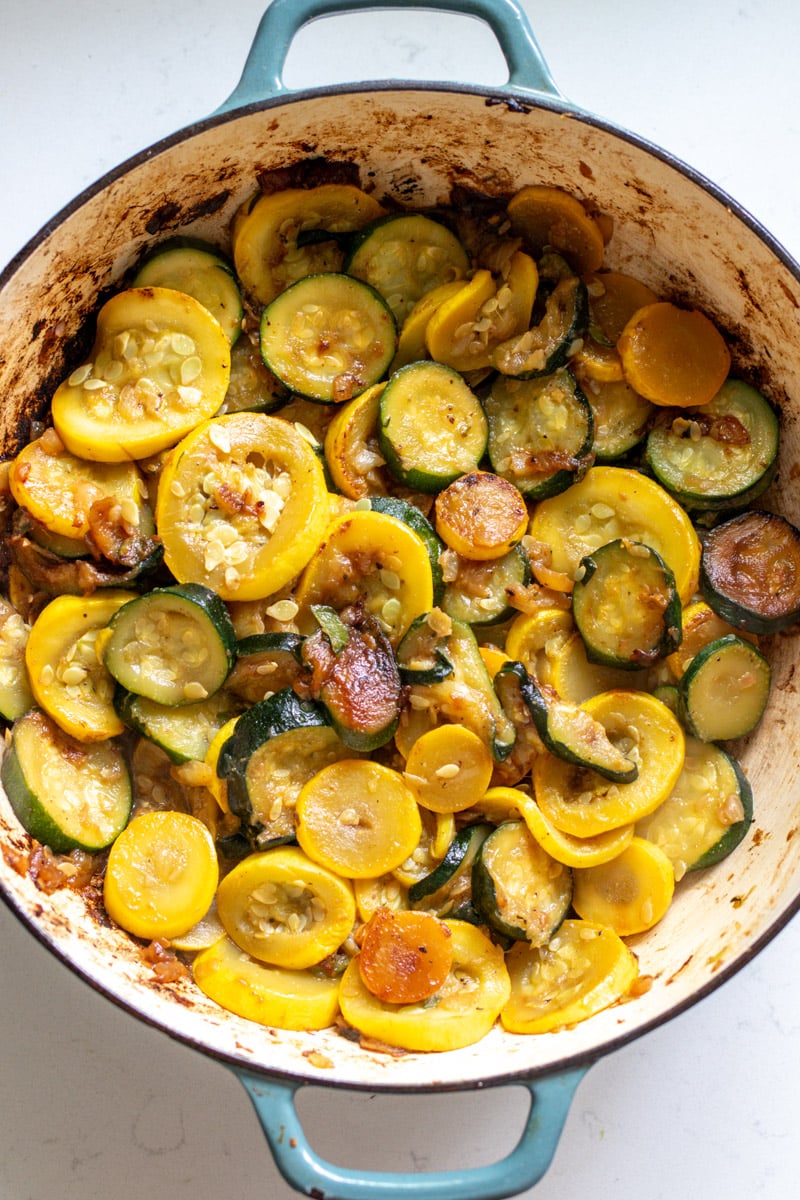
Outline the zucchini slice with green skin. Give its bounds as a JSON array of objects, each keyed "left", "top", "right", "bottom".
[
  {"left": 259, "top": 273, "right": 397, "bottom": 403},
  {"left": 402, "top": 616, "right": 517, "bottom": 761},
  {"left": 572, "top": 538, "right": 682, "bottom": 669},
  {"left": 396, "top": 613, "right": 455, "bottom": 685},
  {"left": 345, "top": 212, "right": 470, "bottom": 325},
  {"left": 114, "top": 687, "right": 242, "bottom": 764},
  {"left": 217, "top": 688, "right": 351, "bottom": 848},
  {"left": 133, "top": 238, "right": 243, "bottom": 346},
  {"left": 441, "top": 544, "right": 530, "bottom": 626},
  {"left": 1, "top": 707, "right": 131, "bottom": 852},
  {"left": 645, "top": 380, "right": 779, "bottom": 511},
  {"left": 8, "top": 532, "right": 163, "bottom": 597},
  {"left": 103, "top": 583, "right": 237, "bottom": 706},
  {"left": 368, "top": 495, "right": 445, "bottom": 606},
  {"left": 218, "top": 333, "right": 290, "bottom": 415},
  {"left": 300, "top": 608, "right": 402, "bottom": 751},
  {"left": 485, "top": 368, "right": 594, "bottom": 500},
  {"left": 494, "top": 660, "right": 638, "bottom": 783},
  {"left": 490, "top": 273, "right": 588, "bottom": 378},
  {"left": 635, "top": 737, "right": 753, "bottom": 877},
  {"left": 678, "top": 633, "right": 771, "bottom": 742},
  {"left": 378, "top": 361, "right": 488, "bottom": 493},
  {"left": 11, "top": 507, "right": 93, "bottom": 560},
  {"left": 407, "top": 821, "right": 491, "bottom": 918},
  {"left": 472, "top": 820, "right": 573, "bottom": 944},
  {"left": 226, "top": 632, "right": 304, "bottom": 706},
  {"left": 586, "top": 377, "right": 653, "bottom": 463},
  {"left": 700, "top": 510, "right": 800, "bottom": 634}
]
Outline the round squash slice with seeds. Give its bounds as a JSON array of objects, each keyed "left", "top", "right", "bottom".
[
  {"left": 156, "top": 412, "right": 330, "bottom": 601},
  {"left": 51, "top": 287, "right": 231, "bottom": 462}
]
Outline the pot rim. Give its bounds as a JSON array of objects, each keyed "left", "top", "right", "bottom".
[
  {"left": 3, "top": 75, "right": 800, "bottom": 1092},
  {"left": 3, "top": 78, "right": 800, "bottom": 291}
]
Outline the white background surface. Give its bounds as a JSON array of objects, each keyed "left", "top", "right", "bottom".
[{"left": 1, "top": 1, "right": 800, "bottom": 1197}]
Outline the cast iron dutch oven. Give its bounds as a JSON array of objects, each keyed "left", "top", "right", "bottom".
[{"left": 2, "top": 1, "right": 800, "bottom": 1196}]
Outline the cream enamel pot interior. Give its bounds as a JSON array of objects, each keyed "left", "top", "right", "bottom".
[{"left": 2, "top": 1, "right": 800, "bottom": 1197}]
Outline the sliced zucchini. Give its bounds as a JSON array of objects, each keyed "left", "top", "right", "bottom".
[
  {"left": 259, "top": 273, "right": 396, "bottom": 404},
  {"left": 218, "top": 332, "right": 290, "bottom": 414},
  {"left": 8, "top": 530, "right": 162, "bottom": 598},
  {"left": 9, "top": 434, "right": 147, "bottom": 540},
  {"left": 396, "top": 612, "right": 455, "bottom": 685},
  {"left": 356, "top": 907, "right": 454, "bottom": 1005},
  {"left": 114, "top": 687, "right": 241, "bottom": 764},
  {"left": 700, "top": 510, "right": 800, "bottom": 634},
  {"left": 424, "top": 251, "right": 537, "bottom": 373},
  {"left": 584, "top": 376, "right": 653, "bottom": 462},
  {"left": 573, "top": 269, "right": 660, "bottom": 384},
  {"left": 378, "top": 361, "right": 488, "bottom": 493},
  {"left": 11, "top": 507, "right": 93, "bottom": 560},
  {"left": 300, "top": 608, "right": 402, "bottom": 751},
  {"left": 103, "top": 583, "right": 237, "bottom": 706},
  {"left": 572, "top": 538, "right": 682, "bottom": 669},
  {"left": 216, "top": 687, "right": 350, "bottom": 848},
  {"left": 339, "top": 919, "right": 510, "bottom": 1053},
  {"left": 10, "top": 500, "right": 163, "bottom": 594},
  {"left": 225, "top": 632, "right": 304, "bottom": 706},
  {"left": 193, "top": 934, "right": 342, "bottom": 1030},
  {"left": 485, "top": 368, "right": 594, "bottom": 500},
  {"left": 635, "top": 737, "right": 753, "bottom": 877},
  {"left": 532, "top": 690, "right": 686, "bottom": 838},
  {"left": 1, "top": 707, "right": 131, "bottom": 853},
  {"left": 323, "top": 383, "right": 388, "bottom": 500},
  {"left": 441, "top": 544, "right": 530, "bottom": 626},
  {"left": 490, "top": 274, "right": 588, "bottom": 379},
  {"left": 133, "top": 239, "right": 243, "bottom": 346},
  {"left": 527, "top": 466, "right": 701, "bottom": 605},
  {"left": 434, "top": 470, "right": 528, "bottom": 561},
  {"left": 645, "top": 380, "right": 779, "bottom": 510},
  {"left": 407, "top": 821, "right": 492, "bottom": 919},
  {"left": 494, "top": 660, "right": 637, "bottom": 782},
  {"left": 402, "top": 724, "right": 493, "bottom": 815},
  {"left": 345, "top": 212, "right": 470, "bottom": 325},
  {"left": 472, "top": 820, "right": 572, "bottom": 944},
  {"left": 368, "top": 496, "right": 445, "bottom": 606},
  {"left": 678, "top": 633, "right": 771, "bottom": 742},
  {"left": 402, "top": 615, "right": 517, "bottom": 761}
]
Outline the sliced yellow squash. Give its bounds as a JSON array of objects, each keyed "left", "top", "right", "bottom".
[
  {"left": 532, "top": 690, "right": 685, "bottom": 836},
  {"left": 52, "top": 287, "right": 231, "bottom": 461},
  {"left": 339, "top": 919, "right": 510, "bottom": 1052},
  {"left": 156, "top": 412, "right": 330, "bottom": 602},
  {"left": 215, "top": 845, "right": 356, "bottom": 969},
  {"left": 296, "top": 759, "right": 422, "bottom": 878},
  {"left": 501, "top": 918, "right": 637, "bottom": 1034},
  {"left": 193, "top": 933, "right": 341, "bottom": 1030},
  {"left": 571, "top": 836, "right": 675, "bottom": 935},
  {"left": 104, "top": 810, "right": 219, "bottom": 940}
]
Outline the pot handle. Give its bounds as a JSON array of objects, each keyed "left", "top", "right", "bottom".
[
  {"left": 215, "top": 0, "right": 564, "bottom": 115},
  {"left": 233, "top": 1064, "right": 587, "bottom": 1200}
]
